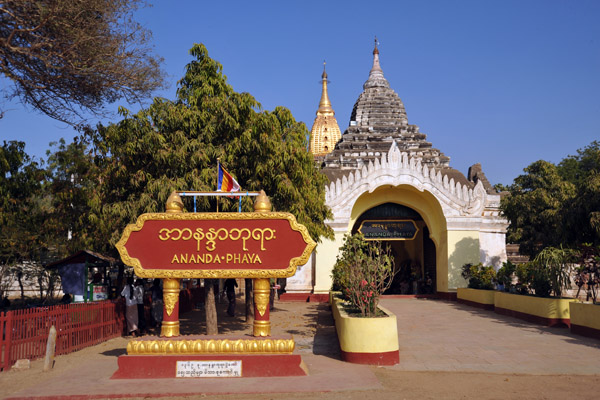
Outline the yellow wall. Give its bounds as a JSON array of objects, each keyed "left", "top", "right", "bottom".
[
  {"left": 313, "top": 232, "right": 346, "bottom": 294},
  {"left": 332, "top": 296, "right": 399, "bottom": 353},
  {"left": 447, "top": 230, "right": 480, "bottom": 289},
  {"left": 496, "top": 292, "right": 575, "bottom": 319},
  {"left": 570, "top": 302, "right": 600, "bottom": 330}
]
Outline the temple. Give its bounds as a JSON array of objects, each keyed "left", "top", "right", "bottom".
[
  {"left": 287, "top": 40, "right": 508, "bottom": 298},
  {"left": 309, "top": 62, "right": 342, "bottom": 156}
]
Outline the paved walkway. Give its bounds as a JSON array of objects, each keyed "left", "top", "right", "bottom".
[
  {"left": 382, "top": 298, "right": 600, "bottom": 375},
  {"left": 2, "top": 297, "right": 600, "bottom": 399}
]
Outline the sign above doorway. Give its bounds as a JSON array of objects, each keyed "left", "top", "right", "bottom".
[{"left": 358, "top": 219, "right": 419, "bottom": 241}]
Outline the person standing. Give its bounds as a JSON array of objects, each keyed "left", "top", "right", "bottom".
[
  {"left": 120, "top": 277, "right": 138, "bottom": 336},
  {"left": 150, "top": 278, "right": 163, "bottom": 332},
  {"left": 224, "top": 278, "right": 238, "bottom": 316},
  {"left": 135, "top": 279, "right": 146, "bottom": 335}
]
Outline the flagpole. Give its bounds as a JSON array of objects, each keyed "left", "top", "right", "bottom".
[{"left": 216, "top": 158, "right": 220, "bottom": 213}]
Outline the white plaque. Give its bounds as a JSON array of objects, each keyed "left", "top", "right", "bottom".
[{"left": 176, "top": 360, "right": 242, "bottom": 378}]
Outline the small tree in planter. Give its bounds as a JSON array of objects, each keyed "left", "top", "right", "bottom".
[
  {"left": 514, "top": 246, "right": 576, "bottom": 297},
  {"left": 461, "top": 263, "right": 496, "bottom": 290},
  {"left": 531, "top": 246, "right": 575, "bottom": 298},
  {"left": 331, "top": 234, "right": 394, "bottom": 317},
  {"left": 495, "top": 260, "right": 516, "bottom": 292}
]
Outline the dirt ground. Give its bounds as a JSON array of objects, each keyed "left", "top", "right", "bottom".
[{"left": 1, "top": 297, "right": 599, "bottom": 400}]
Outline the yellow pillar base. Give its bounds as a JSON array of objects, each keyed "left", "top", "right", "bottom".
[
  {"left": 253, "top": 319, "right": 271, "bottom": 337},
  {"left": 160, "top": 320, "right": 180, "bottom": 338}
]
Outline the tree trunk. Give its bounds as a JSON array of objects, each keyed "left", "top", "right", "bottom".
[
  {"left": 205, "top": 279, "right": 218, "bottom": 335},
  {"left": 245, "top": 278, "right": 253, "bottom": 322},
  {"left": 17, "top": 271, "right": 24, "bottom": 302}
]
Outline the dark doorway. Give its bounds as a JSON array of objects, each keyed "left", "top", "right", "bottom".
[{"left": 351, "top": 203, "right": 436, "bottom": 294}]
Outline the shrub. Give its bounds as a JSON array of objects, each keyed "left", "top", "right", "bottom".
[
  {"left": 331, "top": 234, "right": 394, "bottom": 317},
  {"left": 531, "top": 246, "right": 575, "bottom": 298},
  {"left": 461, "top": 263, "right": 496, "bottom": 290},
  {"left": 511, "top": 247, "right": 575, "bottom": 297},
  {"left": 495, "top": 260, "right": 516, "bottom": 291}
]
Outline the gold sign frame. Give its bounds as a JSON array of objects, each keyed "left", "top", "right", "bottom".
[{"left": 116, "top": 212, "right": 316, "bottom": 279}]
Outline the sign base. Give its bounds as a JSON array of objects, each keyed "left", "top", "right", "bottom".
[
  {"left": 111, "top": 335, "right": 307, "bottom": 379},
  {"left": 111, "top": 354, "right": 307, "bottom": 379}
]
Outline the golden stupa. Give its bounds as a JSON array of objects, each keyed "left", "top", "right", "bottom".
[{"left": 309, "top": 63, "right": 341, "bottom": 156}]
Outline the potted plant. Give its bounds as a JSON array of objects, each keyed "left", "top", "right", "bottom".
[{"left": 330, "top": 233, "right": 399, "bottom": 365}]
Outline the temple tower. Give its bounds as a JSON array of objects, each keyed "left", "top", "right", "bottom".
[
  {"left": 307, "top": 39, "right": 507, "bottom": 297},
  {"left": 309, "top": 63, "right": 341, "bottom": 156}
]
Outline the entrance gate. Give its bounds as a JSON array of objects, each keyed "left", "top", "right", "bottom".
[{"left": 352, "top": 203, "right": 436, "bottom": 294}]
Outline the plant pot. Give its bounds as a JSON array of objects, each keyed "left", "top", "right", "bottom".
[
  {"left": 330, "top": 293, "right": 399, "bottom": 365},
  {"left": 457, "top": 288, "right": 495, "bottom": 310},
  {"left": 494, "top": 291, "right": 576, "bottom": 327},
  {"left": 569, "top": 302, "right": 600, "bottom": 340}
]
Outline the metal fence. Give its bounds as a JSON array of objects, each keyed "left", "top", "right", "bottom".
[{"left": 0, "top": 300, "right": 125, "bottom": 371}]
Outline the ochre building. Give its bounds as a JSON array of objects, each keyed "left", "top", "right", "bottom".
[{"left": 289, "top": 43, "right": 508, "bottom": 298}]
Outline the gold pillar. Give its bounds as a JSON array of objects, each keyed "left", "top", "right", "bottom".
[
  {"left": 252, "top": 190, "right": 272, "bottom": 336},
  {"left": 161, "top": 191, "right": 184, "bottom": 337},
  {"left": 160, "top": 278, "right": 181, "bottom": 337},
  {"left": 253, "top": 278, "right": 271, "bottom": 337}
]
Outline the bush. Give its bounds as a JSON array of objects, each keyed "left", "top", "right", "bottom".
[
  {"left": 331, "top": 234, "right": 394, "bottom": 317},
  {"left": 495, "top": 261, "right": 516, "bottom": 291},
  {"left": 461, "top": 263, "right": 496, "bottom": 290},
  {"left": 511, "top": 246, "right": 574, "bottom": 297}
]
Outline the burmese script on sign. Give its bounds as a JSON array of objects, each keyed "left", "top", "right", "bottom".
[
  {"left": 119, "top": 217, "right": 310, "bottom": 271},
  {"left": 359, "top": 219, "right": 418, "bottom": 240},
  {"left": 176, "top": 360, "right": 242, "bottom": 378}
]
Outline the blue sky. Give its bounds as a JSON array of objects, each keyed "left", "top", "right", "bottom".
[{"left": 1, "top": 0, "right": 598, "bottom": 186}]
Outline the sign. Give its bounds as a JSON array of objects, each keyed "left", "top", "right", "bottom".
[
  {"left": 92, "top": 285, "right": 108, "bottom": 301},
  {"left": 358, "top": 219, "right": 419, "bottom": 240},
  {"left": 116, "top": 212, "right": 316, "bottom": 279},
  {"left": 176, "top": 360, "right": 242, "bottom": 378}
]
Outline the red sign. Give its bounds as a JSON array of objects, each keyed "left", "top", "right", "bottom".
[{"left": 116, "top": 212, "right": 316, "bottom": 279}]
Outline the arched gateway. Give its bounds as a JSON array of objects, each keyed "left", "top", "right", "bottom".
[{"left": 286, "top": 41, "right": 508, "bottom": 298}]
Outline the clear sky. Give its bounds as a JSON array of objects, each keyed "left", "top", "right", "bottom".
[{"left": 1, "top": 0, "right": 598, "bottom": 186}]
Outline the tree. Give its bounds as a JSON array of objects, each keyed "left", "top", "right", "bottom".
[
  {"left": 44, "top": 137, "right": 98, "bottom": 256},
  {"left": 558, "top": 141, "right": 600, "bottom": 244},
  {"left": 0, "top": 0, "right": 164, "bottom": 124},
  {"left": 502, "top": 141, "right": 600, "bottom": 256},
  {"left": 0, "top": 140, "right": 47, "bottom": 300},
  {"left": 85, "top": 44, "right": 333, "bottom": 332},
  {"left": 502, "top": 160, "right": 575, "bottom": 256}
]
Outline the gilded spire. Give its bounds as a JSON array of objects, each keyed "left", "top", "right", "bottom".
[
  {"left": 364, "top": 36, "right": 390, "bottom": 89},
  {"left": 310, "top": 61, "right": 341, "bottom": 157},
  {"left": 317, "top": 61, "right": 333, "bottom": 114}
]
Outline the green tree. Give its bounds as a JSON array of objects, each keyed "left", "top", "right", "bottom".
[
  {"left": 0, "top": 0, "right": 164, "bottom": 124},
  {"left": 558, "top": 141, "right": 600, "bottom": 244},
  {"left": 501, "top": 160, "right": 576, "bottom": 256},
  {"left": 0, "top": 141, "right": 48, "bottom": 301},
  {"left": 86, "top": 43, "right": 333, "bottom": 332},
  {"left": 502, "top": 141, "right": 600, "bottom": 257},
  {"left": 43, "top": 137, "right": 98, "bottom": 256}
]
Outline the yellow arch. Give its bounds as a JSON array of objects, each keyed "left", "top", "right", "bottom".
[{"left": 349, "top": 185, "right": 450, "bottom": 292}]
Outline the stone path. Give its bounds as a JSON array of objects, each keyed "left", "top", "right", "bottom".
[{"left": 381, "top": 298, "right": 600, "bottom": 374}]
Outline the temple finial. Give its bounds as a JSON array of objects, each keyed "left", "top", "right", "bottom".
[{"left": 364, "top": 37, "right": 389, "bottom": 89}]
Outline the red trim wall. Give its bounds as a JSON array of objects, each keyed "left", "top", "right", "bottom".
[{"left": 340, "top": 349, "right": 399, "bottom": 366}]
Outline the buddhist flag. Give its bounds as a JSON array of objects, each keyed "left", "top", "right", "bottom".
[{"left": 217, "top": 163, "right": 241, "bottom": 192}]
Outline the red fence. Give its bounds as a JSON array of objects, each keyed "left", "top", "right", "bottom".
[{"left": 0, "top": 300, "right": 125, "bottom": 372}]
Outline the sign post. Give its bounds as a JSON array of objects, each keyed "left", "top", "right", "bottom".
[{"left": 116, "top": 190, "right": 316, "bottom": 338}]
